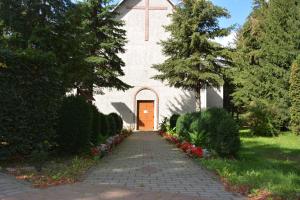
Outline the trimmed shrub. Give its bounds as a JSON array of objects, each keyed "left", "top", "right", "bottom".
[
  {"left": 90, "top": 104, "right": 100, "bottom": 145},
  {"left": 98, "top": 112, "right": 108, "bottom": 136},
  {"left": 106, "top": 113, "right": 117, "bottom": 136},
  {"left": 107, "top": 113, "right": 122, "bottom": 134},
  {"left": 189, "top": 116, "right": 205, "bottom": 147},
  {"left": 176, "top": 112, "right": 199, "bottom": 140},
  {"left": 199, "top": 108, "right": 240, "bottom": 157},
  {"left": 215, "top": 117, "right": 240, "bottom": 157},
  {"left": 246, "top": 100, "right": 281, "bottom": 136},
  {"left": 0, "top": 50, "right": 63, "bottom": 158},
  {"left": 170, "top": 114, "right": 180, "bottom": 130},
  {"left": 56, "top": 95, "right": 92, "bottom": 154}
]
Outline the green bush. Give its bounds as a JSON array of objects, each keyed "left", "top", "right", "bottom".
[
  {"left": 170, "top": 114, "right": 180, "bottom": 130},
  {"left": 159, "top": 117, "right": 168, "bottom": 132},
  {"left": 246, "top": 101, "right": 282, "bottom": 136},
  {"left": 98, "top": 112, "right": 108, "bottom": 137},
  {"left": 56, "top": 96, "right": 92, "bottom": 154},
  {"left": 0, "top": 49, "right": 63, "bottom": 158},
  {"left": 106, "top": 113, "right": 117, "bottom": 136},
  {"left": 189, "top": 116, "right": 205, "bottom": 146},
  {"left": 107, "top": 113, "right": 122, "bottom": 134},
  {"left": 200, "top": 108, "right": 240, "bottom": 157},
  {"left": 90, "top": 104, "right": 100, "bottom": 145},
  {"left": 176, "top": 112, "right": 199, "bottom": 140}
]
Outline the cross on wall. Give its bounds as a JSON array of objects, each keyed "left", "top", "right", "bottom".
[{"left": 127, "top": 0, "right": 168, "bottom": 41}]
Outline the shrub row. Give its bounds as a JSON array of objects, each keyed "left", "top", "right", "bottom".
[
  {"left": 56, "top": 95, "right": 123, "bottom": 154},
  {"left": 174, "top": 108, "right": 240, "bottom": 157}
]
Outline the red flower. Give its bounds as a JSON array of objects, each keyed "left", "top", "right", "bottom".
[
  {"left": 180, "top": 141, "right": 193, "bottom": 152},
  {"left": 91, "top": 147, "right": 100, "bottom": 156},
  {"left": 190, "top": 147, "right": 203, "bottom": 158}
]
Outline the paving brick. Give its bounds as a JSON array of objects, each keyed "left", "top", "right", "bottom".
[
  {"left": 0, "top": 173, "right": 34, "bottom": 198},
  {"left": 85, "top": 132, "right": 245, "bottom": 200}
]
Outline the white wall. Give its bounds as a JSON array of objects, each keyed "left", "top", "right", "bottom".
[{"left": 94, "top": 0, "right": 222, "bottom": 130}]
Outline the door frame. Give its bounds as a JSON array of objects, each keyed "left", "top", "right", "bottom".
[{"left": 133, "top": 87, "right": 159, "bottom": 131}]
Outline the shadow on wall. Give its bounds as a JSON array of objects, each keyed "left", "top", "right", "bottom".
[
  {"left": 111, "top": 102, "right": 135, "bottom": 125},
  {"left": 206, "top": 87, "right": 223, "bottom": 108},
  {"left": 167, "top": 91, "right": 196, "bottom": 115}
]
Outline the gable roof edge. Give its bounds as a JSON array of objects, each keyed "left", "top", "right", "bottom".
[{"left": 113, "top": 0, "right": 175, "bottom": 12}]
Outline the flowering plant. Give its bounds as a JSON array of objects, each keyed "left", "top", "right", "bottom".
[
  {"left": 190, "top": 147, "right": 203, "bottom": 158},
  {"left": 180, "top": 141, "right": 193, "bottom": 152},
  {"left": 91, "top": 147, "right": 100, "bottom": 157}
]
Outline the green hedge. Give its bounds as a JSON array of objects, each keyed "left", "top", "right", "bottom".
[
  {"left": 0, "top": 49, "right": 63, "bottom": 159},
  {"left": 56, "top": 96, "right": 92, "bottom": 154},
  {"left": 199, "top": 108, "right": 240, "bottom": 157},
  {"left": 176, "top": 112, "right": 200, "bottom": 140},
  {"left": 175, "top": 108, "right": 240, "bottom": 157}
]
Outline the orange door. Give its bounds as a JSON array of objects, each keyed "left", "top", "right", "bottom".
[{"left": 137, "top": 100, "right": 154, "bottom": 131}]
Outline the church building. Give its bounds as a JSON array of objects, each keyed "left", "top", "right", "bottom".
[{"left": 94, "top": 0, "right": 223, "bottom": 131}]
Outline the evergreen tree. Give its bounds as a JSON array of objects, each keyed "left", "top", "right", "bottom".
[
  {"left": 153, "top": 0, "right": 232, "bottom": 111},
  {"left": 76, "top": 0, "right": 131, "bottom": 94},
  {"left": 289, "top": 56, "right": 300, "bottom": 135},
  {"left": 231, "top": 0, "right": 300, "bottom": 133},
  {"left": 0, "top": 0, "right": 72, "bottom": 157}
]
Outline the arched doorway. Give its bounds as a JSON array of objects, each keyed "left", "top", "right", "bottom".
[{"left": 134, "top": 87, "right": 159, "bottom": 130}]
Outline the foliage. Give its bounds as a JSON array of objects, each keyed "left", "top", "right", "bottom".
[
  {"left": 90, "top": 104, "right": 101, "bottom": 145},
  {"left": 159, "top": 117, "right": 168, "bottom": 132},
  {"left": 71, "top": 0, "right": 131, "bottom": 93},
  {"left": 0, "top": 49, "right": 63, "bottom": 158},
  {"left": 56, "top": 96, "right": 92, "bottom": 154},
  {"left": 108, "top": 113, "right": 123, "bottom": 134},
  {"left": 153, "top": 0, "right": 232, "bottom": 110},
  {"left": 98, "top": 112, "right": 108, "bottom": 139},
  {"left": 176, "top": 112, "right": 199, "bottom": 141},
  {"left": 201, "top": 132, "right": 300, "bottom": 199},
  {"left": 245, "top": 100, "right": 281, "bottom": 136},
  {"left": 199, "top": 108, "right": 240, "bottom": 157},
  {"left": 0, "top": 0, "right": 131, "bottom": 160},
  {"left": 231, "top": 0, "right": 300, "bottom": 131},
  {"left": 170, "top": 114, "right": 180, "bottom": 130},
  {"left": 289, "top": 56, "right": 300, "bottom": 135},
  {"left": 106, "top": 114, "right": 117, "bottom": 136}
]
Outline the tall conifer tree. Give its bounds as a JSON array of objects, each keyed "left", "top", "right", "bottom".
[
  {"left": 153, "top": 0, "right": 232, "bottom": 111},
  {"left": 290, "top": 56, "right": 300, "bottom": 135},
  {"left": 231, "top": 0, "right": 300, "bottom": 132},
  {"left": 77, "top": 0, "right": 131, "bottom": 94}
]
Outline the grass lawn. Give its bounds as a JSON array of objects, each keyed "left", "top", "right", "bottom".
[{"left": 200, "top": 131, "right": 300, "bottom": 199}]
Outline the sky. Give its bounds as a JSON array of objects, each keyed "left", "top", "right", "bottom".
[
  {"left": 210, "top": 0, "right": 253, "bottom": 46},
  {"left": 211, "top": 0, "right": 253, "bottom": 28}
]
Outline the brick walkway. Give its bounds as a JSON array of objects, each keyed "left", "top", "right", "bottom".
[
  {"left": 85, "top": 132, "right": 244, "bottom": 200},
  {"left": 1, "top": 132, "right": 244, "bottom": 200},
  {"left": 0, "top": 172, "right": 34, "bottom": 199}
]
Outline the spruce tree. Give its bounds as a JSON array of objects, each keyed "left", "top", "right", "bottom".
[
  {"left": 78, "top": 0, "right": 131, "bottom": 94},
  {"left": 290, "top": 56, "right": 300, "bottom": 135},
  {"left": 231, "top": 0, "right": 300, "bottom": 132},
  {"left": 152, "top": 0, "right": 232, "bottom": 111}
]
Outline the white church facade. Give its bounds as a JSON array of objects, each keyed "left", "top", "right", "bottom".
[{"left": 94, "top": 0, "right": 223, "bottom": 131}]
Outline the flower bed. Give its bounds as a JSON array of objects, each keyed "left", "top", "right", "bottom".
[
  {"left": 158, "top": 130, "right": 204, "bottom": 158},
  {"left": 90, "top": 130, "right": 132, "bottom": 159}
]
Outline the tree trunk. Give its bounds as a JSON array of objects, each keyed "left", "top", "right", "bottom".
[{"left": 195, "top": 88, "right": 201, "bottom": 112}]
